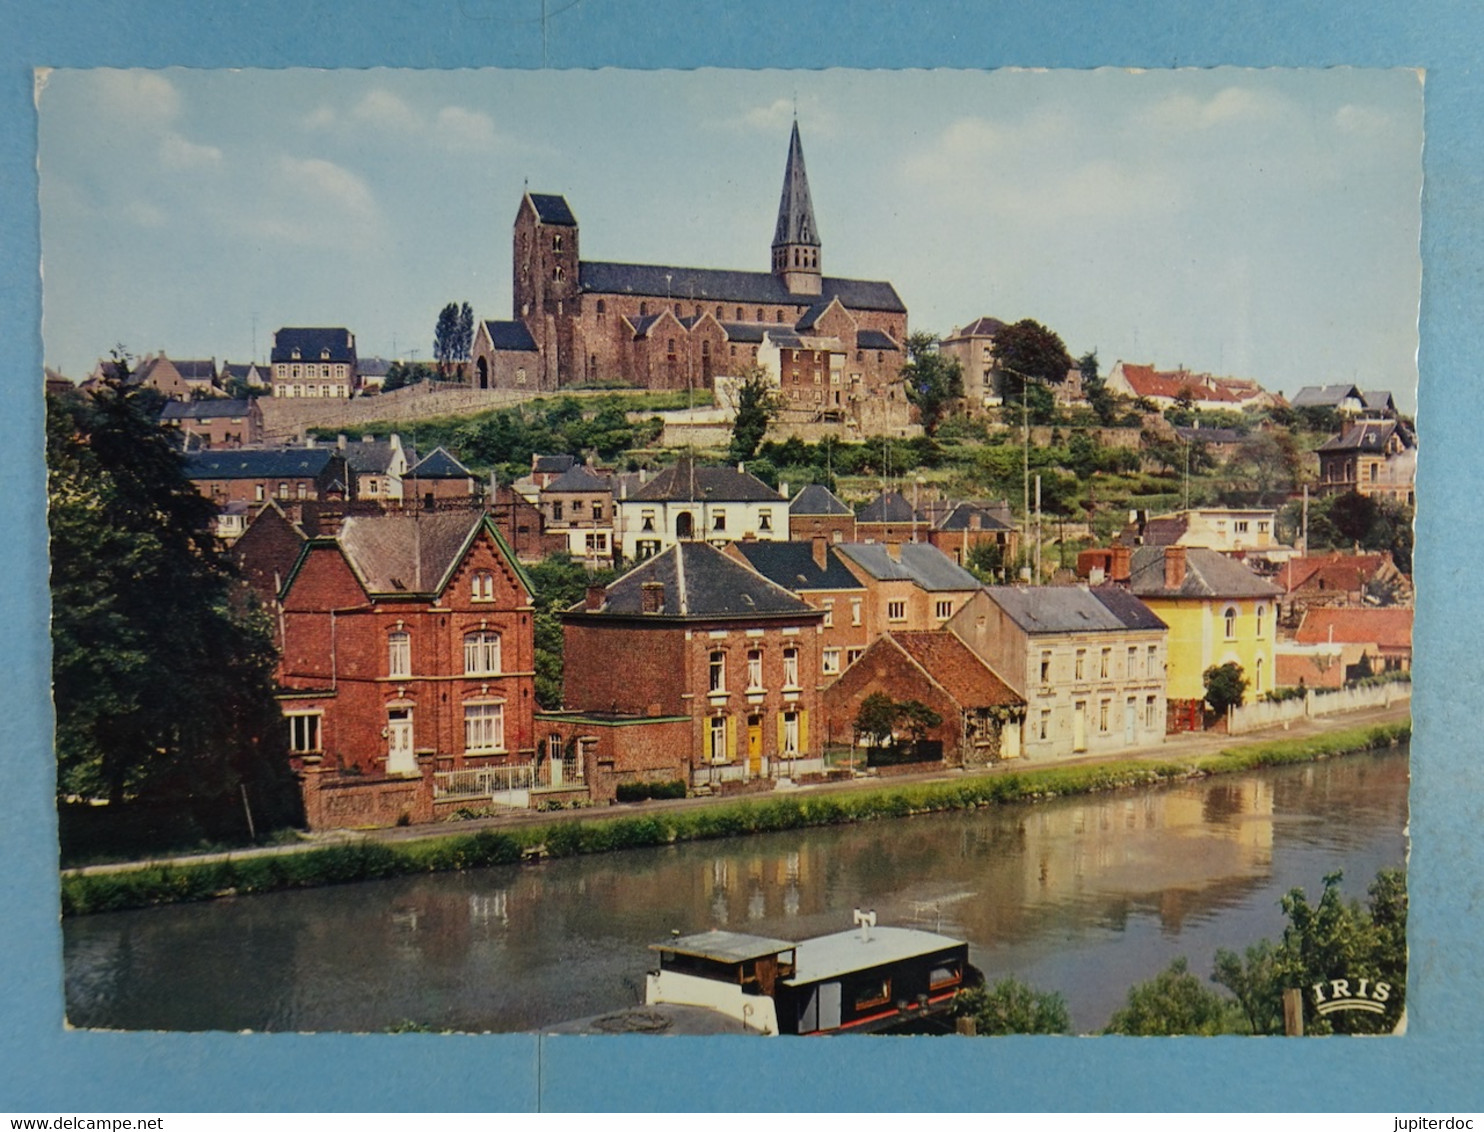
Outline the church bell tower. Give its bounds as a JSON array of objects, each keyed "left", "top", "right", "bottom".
[{"left": 771, "top": 121, "right": 822, "bottom": 296}]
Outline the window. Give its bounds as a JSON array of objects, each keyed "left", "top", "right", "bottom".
[
  {"left": 822, "top": 648, "right": 841, "bottom": 675},
  {"left": 1254, "top": 656, "right": 1264, "bottom": 694},
  {"left": 472, "top": 571, "right": 495, "bottom": 602},
  {"left": 1224, "top": 606, "right": 1238, "bottom": 639},
  {"left": 551, "top": 502, "right": 564, "bottom": 522},
  {"left": 1040, "top": 651, "right": 1052, "bottom": 683},
  {"left": 297, "top": 483, "right": 307, "bottom": 500},
  {"left": 1256, "top": 604, "right": 1267, "bottom": 638},
  {"left": 1147, "top": 645, "right": 1158, "bottom": 678},
  {"left": 1099, "top": 699, "right": 1111, "bottom": 733},
  {"left": 641, "top": 510, "right": 656, "bottom": 532},
  {"left": 255, "top": 484, "right": 264, "bottom": 502},
  {"left": 929, "top": 963, "right": 963, "bottom": 991},
  {"left": 552, "top": 232, "right": 563, "bottom": 251},
  {"left": 288, "top": 713, "right": 322, "bottom": 753},
  {"left": 759, "top": 509, "right": 772, "bottom": 532},
  {"left": 1235, "top": 520, "right": 1249, "bottom": 533},
  {"left": 1258, "top": 521, "right": 1270, "bottom": 534},
  {"left": 1075, "top": 649, "right": 1086, "bottom": 681},
  {"left": 854, "top": 977, "right": 891, "bottom": 1011},
  {"left": 782, "top": 647, "right": 799, "bottom": 687},
  {"left": 846, "top": 648, "right": 865, "bottom": 667},
  {"left": 1100, "top": 648, "right": 1111, "bottom": 679},
  {"left": 1146, "top": 696, "right": 1159, "bottom": 731},
  {"left": 782, "top": 710, "right": 800, "bottom": 754},
  {"left": 277, "top": 482, "right": 289, "bottom": 499},
  {"left": 1039, "top": 709, "right": 1051, "bottom": 741},
  {"left": 822, "top": 600, "right": 834, "bottom": 628},
  {"left": 388, "top": 631, "right": 410, "bottom": 678},
  {"left": 851, "top": 600, "right": 862, "bottom": 627},
  {"left": 747, "top": 649, "right": 763, "bottom": 691},
  {"left": 710, "top": 716, "right": 728, "bottom": 763},
  {"left": 1128, "top": 646, "right": 1138, "bottom": 675},
  {"left": 464, "top": 631, "right": 502, "bottom": 675},
  {"left": 887, "top": 600, "right": 906, "bottom": 623},
  {"left": 709, "top": 651, "right": 727, "bottom": 694},
  {"left": 585, "top": 532, "right": 607, "bottom": 553},
  {"left": 464, "top": 703, "right": 504, "bottom": 753},
  {"left": 712, "top": 509, "right": 727, "bottom": 532},
  {"left": 935, "top": 600, "right": 953, "bottom": 621}
]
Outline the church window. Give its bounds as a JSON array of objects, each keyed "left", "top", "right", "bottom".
[
  {"left": 757, "top": 308, "right": 765, "bottom": 321},
  {"left": 715, "top": 306, "right": 723, "bottom": 319},
  {"left": 730, "top": 345, "right": 737, "bottom": 358},
  {"left": 552, "top": 233, "right": 563, "bottom": 252},
  {"left": 776, "top": 311, "right": 784, "bottom": 323},
  {"left": 640, "top": 302, "right": 648, "bottom": 316},
  {"left": 674, "top": 303, "right": 682, "bottom": 316},
  {"left": 736, "top": 307, "right": 744, "bottom": 320},
  {"left": 794, "top": 248, "right": 800, "bottom": 267},
  {"left": 855, "top": 351, "right": 862, "bottom": 362},
  {"left": 596, "top": 299, "right": 606, "bottom": 319},
  {"left": 553, "top": 265, "right": 564, "bottom": 282}
]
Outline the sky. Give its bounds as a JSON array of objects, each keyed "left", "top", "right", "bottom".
[{"left": 36, "top": 66, "right": 1423, "bottom": 410}]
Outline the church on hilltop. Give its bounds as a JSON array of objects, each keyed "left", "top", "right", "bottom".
[{"left": 470, "top": 123, "right": 913, "bottom": 431}]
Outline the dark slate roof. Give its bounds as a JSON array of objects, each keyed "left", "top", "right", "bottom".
[
  {"left": 483, "top": 319, "right": 539, "bottom": 352},
  {"left": 544, "top": 465, "right": 611, "bottom": 494},
  {"left": 1317, "top": 420, "right": 1406, "bottom": 454},
  {"left": 1089, "top": 586, "right": 1168, "bottom": 632},
  {"left": 358, "top": 356, "right": 392, "bottom": 378},
  {"left": 220, "top": 361, "right": 267, "bottom": 381},
  {"left": 174, "top": 359, "right": 218, "bottom": 381},
  {"left": 1173, "top": 426, "right": 1245, "bottom": 445},
  {"left": 580, "top": 261, "right": 905, "bottom": 314},
  {"left": 730, "top": 540, "right": 863, "bottom": 593},
  {"left": 721, "top": 322, "right": 767, "bottom": 343},
  {"left": 933, "top": 502, "right": 1013, "bottom": 532},
  {"left": 528, "top": 193, "right": 577, "bottom": 226},
  {"left": 794, "top": 299, "right": 831, "bottom": 330},
  {"left": 626, "top": 313, "right": 662, "bottom": 338},
  {"left": 160, "top": 399, "right": 255, "bottom": 421},
  {"left": 768, "top": 331, "right": 807, "bottom": 349},
  {"left": 578, "top": 542, "right": 816, "bottom": 619},
  {"left": 946, "top": 316, "right": 1007, "bottom": 341},
  {"left": 533, "top": 454, "right": 576, "bottom": 475},
  {"left": 982, "top": 585, "right": 1139, "bottom": 635},
  {"left": 336, "top": 511, "right": 489, "bottom": 595},
  {"left": 186, "top": 448, "right": 340, "bottom": 480},
  {"left": 791, "top": 483, "right": 852, "bottom": 516},
  {"left": 408, "top": 446, "right": 474, "bottom": 479},
  {"left": 1128, "top": 546, "right": 1282, "bottom": 600},
  {"left": 836, "top": 542, "right": 980, "bottom": 591},
  {"left": 773, "top": 121, "right": 821, "bottom": 250},
  {"left": 1115, "top": 514, "right": 1189, "bottom": 548},
  {"left": 271, "top": 327, "right": 355, "bottom": 364},
  {"left": 856, "top": 329, "right": 899, "bottom": 351},
  {"left": 857, "top": 490, "right": 920, "bottom": 524},
  {"left": 1290, "top": 383, "right": 1362, "bottom": 408},
  {"left": 628, "top": 459, "right": 784, "bottom": 504},
  {"left": 339, "top": 438, "right": 405, "bottom": 475}
]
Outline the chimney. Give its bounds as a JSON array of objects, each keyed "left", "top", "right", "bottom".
[
  {"left": 337, "top": 433, "right": 347, "bottom": 450},
  {"left": 1111, "top": 544, "right": 1132, "bottom": 584},
  {"left": 585, "top": 584, "right": 606, "bottom": 611},
  {"left": 737, "top": 461, "right": 745, "bottom": 474},
  {"left": 780, "top": 481, "right": 789, "bottom": 499},
  {"left": 812, "top": 534, "right": 828, "bottom": 570},
  {"left": 1164, "top": 545, "right": 1187, "bottom": 589},
  {"left": 362, "top": 434, "right": 374, "bottom": 444},
  {"left": 641, "top": 581, "right": 666, "bottom": 614},
  {"left": 886, "top": 542, "right": 901, "bottom": 562}
]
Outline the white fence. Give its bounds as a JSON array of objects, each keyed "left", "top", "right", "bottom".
[
  {"left": 433, "top": 764, "right": 535, "bottom": 809},
  {"left": 1228, "top": 682, "right": 1411, "bottom": 736}
]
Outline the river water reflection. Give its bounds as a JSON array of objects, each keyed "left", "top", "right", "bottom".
[{"left": 64, "top": 747, "right": 1408, "bottom": 1034}]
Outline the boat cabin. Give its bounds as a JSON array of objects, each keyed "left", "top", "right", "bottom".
[{"left": 647, "top": 923, "right": 971, "bottom": 1035}]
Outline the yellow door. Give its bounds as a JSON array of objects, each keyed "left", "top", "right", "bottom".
[{"left": 747, "top": 715, "right": 763, "bottom": 776}]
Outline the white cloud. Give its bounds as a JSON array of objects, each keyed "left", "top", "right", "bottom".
[
  {"left": 1141, "top": 85, "right": 1284, "bottom": 133},
  {"left": 278, "top": 156, "right": 377, "bottom": 217},
  {"left": 1335, "top": 103, "right": 1395, "bottom": 138},
  {"left": 434, "top": 106, "right": 499, "bottom": 152},
  {"left": 94, "top": 70, "right": 180, "bottom": 123},
  {"left": 302, "top": 104, "right": 337, "bottom": 130},
  {"left": 159, "top": 131, "right": 222, "bottom": 171},
  {"left": 123, "top": 199, "right": 166, "bottom": 229},
  {"left": 352, "top": 89, "right": 420, "bottom": 132}
]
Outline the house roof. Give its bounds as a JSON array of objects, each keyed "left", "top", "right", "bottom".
[
  {"left": 982, "top": 585, "right": 1154, "bottom": 635},
  {"left": 836, "top": 542, "right": 980, "bottom": 592},
  {"left": 576, "top": 541, "right": 816, "bottom": 620},
  {"left": 1294, "top": 607, "right": 1413, "bottom": 650},
  {"left": 532, "top": 454, "right": 577, "bottom": 475},
  {"left": 160, "top": 399, "right": 255, "bottom": 421},
  {"left": 483, "top": 319, "right": 539, "bottom": 353},
  {"left": 339, "top": 437, "right": 407, "bottom": 475},
  {"left": 1361, "top": 390, "right": 1396, "bottom": 412},
  {"left": 527, "top": 193, "right": 577, "bottom": 226},
  {"left": 1089, "top": 586, "right": 1168, "bottom": 632},
  {"left": 185, "top": 448, "right": 340, "bottom": 480},
  {"left": 794, "top": 298, "right": 836, "bottom": 331},
  {"left": 1277, "top": 553, "right": 1397, "bottom": 592},
  {"left": 333, "top": 511, "right": 512, "bottom": 597},
  {"left": 1291, "top": 383, "right": 1363, "bottom": 408},
  {"left": 730, "top": 540, "right": 864, "bottom": 593},
  {"left": 888, "top": 631, "right": 1022, "bottom": 707},
  {"left": 579, "top": 261, "right": 906, "bottom": 314},
  {"left": 1317, "top": 419, "right": 1409, "bottom": 454},
  {"left": 857, "top": 490, "right": 921, "bottom": 524},
  {"left": 627, "top": 458, "right": 784, "bottom": 504},
  {"left": 790, "top": 483, "right": 852, "bottom": 516},
  {"left": 1115, "top": 514, "right": 1189, "bottom": 548},
  {"left": 220, "top": 362, "right": 256, "bottom": 381},
  {"left": 945, "top": 316, "right": 1007, "bottom": 341},
  {"left": 174, "top": 359, "right": 218, "bottom": 382},
  {"left": 1173, "top": 426, "right": 1245, "bottom": 445},
  {"left": 720, "top": 322, "right": 768, "bottom": 344},
  {"left": 357, "top": 356, "right": 392, "bottom": 378},
  {"left": 271, "top": 327, "right": 355, "bottom": 365},
  {"left": 1127, "top": 546, "right": 1282, "bottom": 600},
  {"left": 856, "top": 328, "right": 900, "bottom": 351},
  {"left": 1116, "top": 364, "right": 1240, "bottom": 403},
  {"left": 543, "top": 465, "right": 611, "bottom": 494},
  {"left": 408, "top": 446, "right": 474, "bottom": 479},
  {"left": 933, "top": 502, "right": 1013, "bottom": 532}
]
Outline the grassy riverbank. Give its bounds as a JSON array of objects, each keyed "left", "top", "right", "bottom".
[{"left": 60, "top": 720, "right": 1409, "bottom": 917}]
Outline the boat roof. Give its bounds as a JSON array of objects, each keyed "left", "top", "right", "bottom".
[
  {"left": 651, "top": 929, "right": 797, "bottom": 964},
  {"left": 785, "top": 926, "right": 964, "bottom": 985}
]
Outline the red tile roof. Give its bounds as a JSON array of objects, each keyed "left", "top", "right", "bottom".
[
  {"left": 1294, "top": 608, "right": 1412, "bottom": 650},
  {"left": 890, "top": 631, "right": 1022, "bottom": 707},
  {"left": 1277, "top": 553, "right": 1394, "bottom": 593},
  {"left": 1119, "top": 364, "right": 1241, "bottom": 404}
]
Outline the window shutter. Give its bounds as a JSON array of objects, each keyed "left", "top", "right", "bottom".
[
  {"left": 776, "top": 711, "right": 784, "bottom": 756},
  {"left": 799, "top": 709, "right": 809, "bottom": 755},
  {"left": 726, "top": 715, "right": 736, "bottom": 763}
]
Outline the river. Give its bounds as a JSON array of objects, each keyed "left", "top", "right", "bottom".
[{"left": 63, "top": 746, "right": 1408, "bottom": 1034}]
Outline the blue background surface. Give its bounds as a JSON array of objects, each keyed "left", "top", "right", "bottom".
[{"left": 0, "top": 0, "right": 1474, "bottom": 1112}]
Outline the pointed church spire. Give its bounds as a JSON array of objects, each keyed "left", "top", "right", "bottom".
[{"left": 771, "top": 121, "right": 822, "bottom": 295}]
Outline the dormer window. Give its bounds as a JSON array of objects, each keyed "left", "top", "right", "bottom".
[
  {"left": 472, "top": 570, "right": 495, "bottom": 602},
  {"left": 291, "top": 348, "right": 301, "bottom": 360}
]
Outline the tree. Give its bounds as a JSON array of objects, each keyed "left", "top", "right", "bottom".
[
  {"left": 992, "top": 319, "right": 1073, "bottom": 422},
  {"left": 853, "top": 692, "right": 899, "bottom": 750},
  {"left": 728, "top": 365, "right": 777, "bottom": 463},
  {"left": 900, "top": 331, "right": 964, "bottom": 436},
  {"left": 955, "top": 978, "right": 1071, "bottom": 1035},
  {"left": 1105, "top": 958, "right": 1240, "bottom": 1035},
  {"left": 1212, "top": 939, "right": 1283, "bottom": 1035},
  {"left": 382, "top": 359, "right": 434, "bottom": 393},
  {"left": 433, "top": 302, "right": 461, "bottom": 377},
  {"left": 525, "top": 552, "right": 618, "bottom": 710},
  {"left": 1203, "top": 662, "right": 1249, "bottom": 715},
  {"left": 456, "top": 301, "right": 474, "bottom": 366},
  {"left": 965, "top": 540, "right": 1004, "bottom": 582},
  {"left": 47, "top": 356, "right": 298, "bottom": 827},
  {"left": 1080, "top": 349, "right": 1117, "bottom": 425}
]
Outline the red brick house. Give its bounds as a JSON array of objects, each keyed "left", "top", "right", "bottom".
[
  {"left": 276, "top": 510, "right": 537, "bottom": 828},
  {"left": 561, "top": 541, "right": 825, "bottom": 787},
  {"left": 787, "top": 483, "right": 857, "bottom": 543},
  {"left": 532, "top": 711, "right": 693, "bottom": 804},
  {"left": 1293, "top": 607, "right": 1413, "bottom": 679},
  {"left": 405, "top": 446, "right": 481, "bottom": 507},
  {"left": 159, "top": 398, "right": 264, "bottom": 448},
  {"left": 821, "top": 631, "right": 1025, "bottom": 766},
  {"left": 185, "top": 447, "right": 351, "bottom": 517}
]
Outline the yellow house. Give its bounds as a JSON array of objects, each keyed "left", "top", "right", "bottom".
[{"left": 1128, "top": 546, "right": 1281, "bottom": 705}]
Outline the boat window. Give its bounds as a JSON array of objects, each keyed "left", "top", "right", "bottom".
[
  {"left": 854, "top": 977, "right": 892, "bottom": 1011},
  {"left": 929, "top": 963, "right": 962, "bottom": 990}
]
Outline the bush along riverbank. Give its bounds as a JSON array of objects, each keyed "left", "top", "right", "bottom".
[{"left": 60, "top": 720, "right": 1409, "bottom": 917}]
